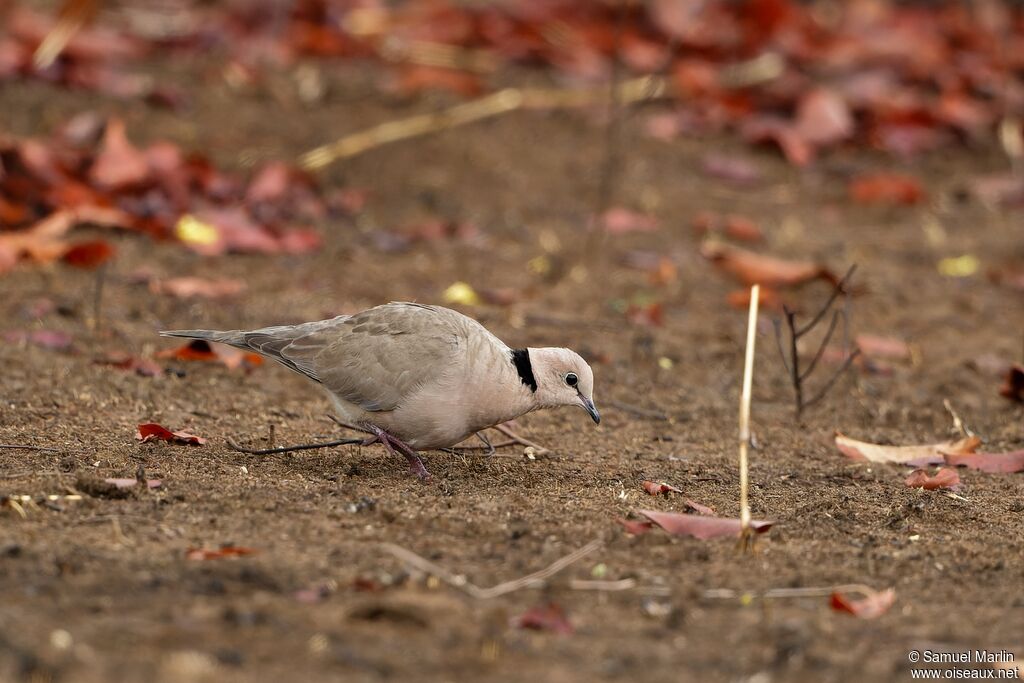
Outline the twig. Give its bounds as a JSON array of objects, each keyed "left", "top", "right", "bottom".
[
  {"left": 226, "top": 437, "right": 365, "bottom": 455},
  {"left": 0, "top": 444, "right": 60, "bottom": 452},
  {"left": 795, "top": 265, "right": 857, "bottom": 337},
  {"left": 492, "top": 423, "right": 551, "bottom": 455},
  {"left": 606, "top": 399, "right": 668, "bottom": 420},
  {"left": 568, "top": 579, "right": 637, "bottom": 591},
  {"left": 381, "top": 539, "right": 603, "bottom": 600},
  {"left": 776, "top": 264, "right": 859, "bottom": 418},
  {"left": 298, "top": 76, "right": 666, "bottom": 171},
  {"left": 943, "top": 399, "right": 976, "bottom": 438},
  {"left": 703, "top": 584, "right": 879, "bottom": 601},
  {"left": 737, "top": 284, "right": 759, "bottom": 552}
]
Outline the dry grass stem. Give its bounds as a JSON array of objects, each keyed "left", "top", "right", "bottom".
[
  {"left": 299, "top": 76, "right": 666, "bottom": 171},
  {"left": 738, "top": 284, "right": 759, "bottom": 551},
  {"left": 381, "top": 539, "right": 603, "bottom": 599}
]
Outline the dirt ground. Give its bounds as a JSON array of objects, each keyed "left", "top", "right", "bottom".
[{"left": 2, "top": 55, "right": 1024, "bottom": 683}]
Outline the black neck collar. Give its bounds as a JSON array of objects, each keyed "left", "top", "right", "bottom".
[{"left": 511, "top": 348, "right": 537, "bottom": 392}]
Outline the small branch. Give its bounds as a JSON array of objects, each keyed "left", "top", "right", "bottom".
[
  {"left": 795, "top": 264, "right": 857, "bottom": 337},
  {"left": 703, "top": 583, "right": 879, "bottom": 601},
  {"left": 0, "top": 444, "right": 60, "bottom": 452},
  {"left": 772, "top": 318, "right": 792, "bottom": 376},
  {"left": 298, "top": 76, "right": 667, "bottom": 171},
  {"left": 942, "top": 399, "right": 976, "bottom": 438},
  {"left": 493, "top": 423, "right": 551, "bottom": 455},
  {"left": 226, "top": 437, "right": 365, "bottom": 455},
  {"left": 799, "top": 310, "right": 840, "bottom": 382},
  {"left": 803, "top": 348, "right": 861, "bottom": 409},
  {"left": 381, "top": 539, "right": 603, "bottom": 600}
]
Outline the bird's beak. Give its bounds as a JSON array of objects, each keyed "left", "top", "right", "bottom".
[{"left": 579, "top": 396, "right": 601, "bottom": 424}]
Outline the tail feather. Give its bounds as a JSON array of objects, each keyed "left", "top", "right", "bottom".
[{"left": 159, "top": 329, "right": 247, "bottom": 348}]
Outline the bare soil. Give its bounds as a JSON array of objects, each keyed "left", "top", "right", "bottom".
[{"left": 2, "top": 59, "right": 1023, "bottom": 683}]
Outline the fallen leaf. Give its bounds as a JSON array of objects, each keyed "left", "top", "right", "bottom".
[
  {"left": 684, "top": 500, "right": 716, "bottom": 516},
  {"left": 511, "top": 602, "right": 573, "bottom": 635},
  {"left": 904, "top": 467, "right": 961, "bottom": 490},
  {"left": 830, "top": 588, "right": 896, "bottom": 619},
  {"left": 636, "top": 510, "right": 773, "bottom": 540},
  {"left": 136, "top": 423, "right": 206, "bottom": 446},
  {"left": 727, "top": 287, "right": 782, "bottom": 311},
  {"left": 89, "top": 118, "right": 150, "bottom": 190},
  {"left": 642, "top": 480, "right": 682, "bottom": 495},
  {"left": 937, "top": 254, "right": 979, "bottom": 278},
  {"left": 835, "top": 433, "right": 980, "bottom": 465},
  {"left": 849, "top": 173, "right": 925, "bottom": 205},
  {"left": 625, "top": 301, "right": 663, "bottom": 327},
  {"left": 185, "top": 546, "right": 256, "bottom": 561},
  {"left": 1000, "top": 364, "right": 1024, "bottom": 402},
  {"left": 702, "top": 242, "right": 837, "bottom": 288},
  {"left": 602, "top": 208, "right": 659, "bottom": 235},
  {"left": 856, "top": 334, "right": 911, "bottom": 361},
  {"left": 795, "top": 88, "right": 853, "bottom": 146},
  {"left": 61, "top": 240, "right": 115, "bottom": 268},
  {"left": 618, "top": 518, "right": 655, "bottom": 535},
  {"left": 104, "top": 477, "right": 162, "bottom": 490},
  {"left": 442, "top": 281, "right": 481, "bottom": 306},
  {"left": 942, "top": 449, "right": 1024, "bottom": 474},
  {"left": 2, "top": 329, "right": 74, "bottom": 351},
  {"left": 150, "top": 277, "right": 246, "bottom": 299},
  {"left": 94, "top": 352, "right": 162, "bottom": 377},
  {"left": 156, "top": 339, "right": 263, "bottom": 370},
  {"left": 700, "top": 153, "right": 762, "bottom": 185}
]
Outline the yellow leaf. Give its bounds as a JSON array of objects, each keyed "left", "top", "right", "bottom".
[
  {"left": 937, "top": 254, "right": 979, "bottom": 278},
  {"left": 175, "top": 214, "right": 220, "bottom": 247},
  {"left": 442, "top": 281, "right": 480, "bottom": 306}
]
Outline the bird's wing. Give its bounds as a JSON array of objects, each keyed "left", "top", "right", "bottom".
[{"left": 267, "top": 303, "right": 465, "bottom": 412}]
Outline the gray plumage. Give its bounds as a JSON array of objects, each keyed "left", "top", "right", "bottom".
[{"left": 161, "top": 302, "right": 598, "bottom": 455}]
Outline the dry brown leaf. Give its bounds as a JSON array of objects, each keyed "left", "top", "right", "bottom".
[{"left": 835, "top": 433, "right": 980, "bottom": 465}]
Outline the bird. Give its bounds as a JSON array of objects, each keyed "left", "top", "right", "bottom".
[{"left": 161, "top": 302, "right": 599, "bottom": 478}]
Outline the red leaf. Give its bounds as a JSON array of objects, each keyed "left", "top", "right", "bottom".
[
  {"left": 831, "top": 588, "right": 896, "bottom": 620},
  {"left": 835, "top": 433, "right": 979, "bottom": 465},
  {"left": 625, "top": 302, "right": 663, "bottom": 327},
  {"left": 795, "top": 88, "right": 853, "bottom": 147},
  {"left": 855, "top": 334, "right": 911, "bottom": 361},
  {"left": 942, "top": 449, "right": 1024, "bottom": 474},
  {"left": 636, "top": 510, "right": 773, "bottom": 540},
  {"left": 185, "top": 546, "right": 256, "bottom": 561},
  {"left": 136, "top": 423, "right": 206, "bottom": 446},
  {"left": 727, "top": 287, "right": 782, "bottom": 312},
  {"left": 89, "top": 118, "right": 150, "bottom": 191},
  {"left": 1000, "top": 364, "right": 1024, "bottom": 402},
  {"left": 702, "top": 242, "right": 836, "bottom": 288},
  {"left": 618, "top": 518, "right": 654, "bottom": 535},
  {"left": 684, "top": 500, "right": 716, "bottom": 516},
  {"left": 904, "top": 468, "right": 961, "bottom": 491},
  {"left": 511, "top": 602, "right": 573, "bottom": 635},
  {"left": 155, "top": 339, "right": 263, "bottom": 371},
  {"left": 849, "top": 173, "right": 925, "bottom": 205},
  {"left": 94, "top": 352, "right": 162, "bottom": 377},
  {"left": 2, "top": 330, "right": 74, "bottom": 351},
  {"left": 642, "top": 480, "right": 682, "bottom": 495},
  {"left": 602, "top": 208, "right": 659, "bottom": 235},
  {"left": 391, "top": 65, "right": 483, "bottom": 98},
  {"left": 61, "top": 240, "right": 115, "bottom": 269},
  {"left": 700, "top": 154, "right": 762, "bottom": 186}
]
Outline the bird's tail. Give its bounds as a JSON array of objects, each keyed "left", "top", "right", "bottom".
[{"left": 159, "top": 329, "right": 248, "bottom": 349}]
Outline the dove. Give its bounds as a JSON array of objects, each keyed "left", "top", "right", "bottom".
[{"left": 161, "top": 302, "right": 599, "bottom": 478}]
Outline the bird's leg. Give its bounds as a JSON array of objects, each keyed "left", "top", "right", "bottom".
[
  {"left": 475, "top": 431, "right": 495, "bottom": 457},
  {"left": 367, "top": 426, "right": 430, "bottom": 480}
]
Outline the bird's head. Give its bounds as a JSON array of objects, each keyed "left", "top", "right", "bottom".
[{"left": 528, "top": 347, "right": 599, "bottom": 424}]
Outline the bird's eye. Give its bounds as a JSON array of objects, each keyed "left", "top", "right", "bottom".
[{"left": 565, "top": 373, "right": 578, "bottom": 387}]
